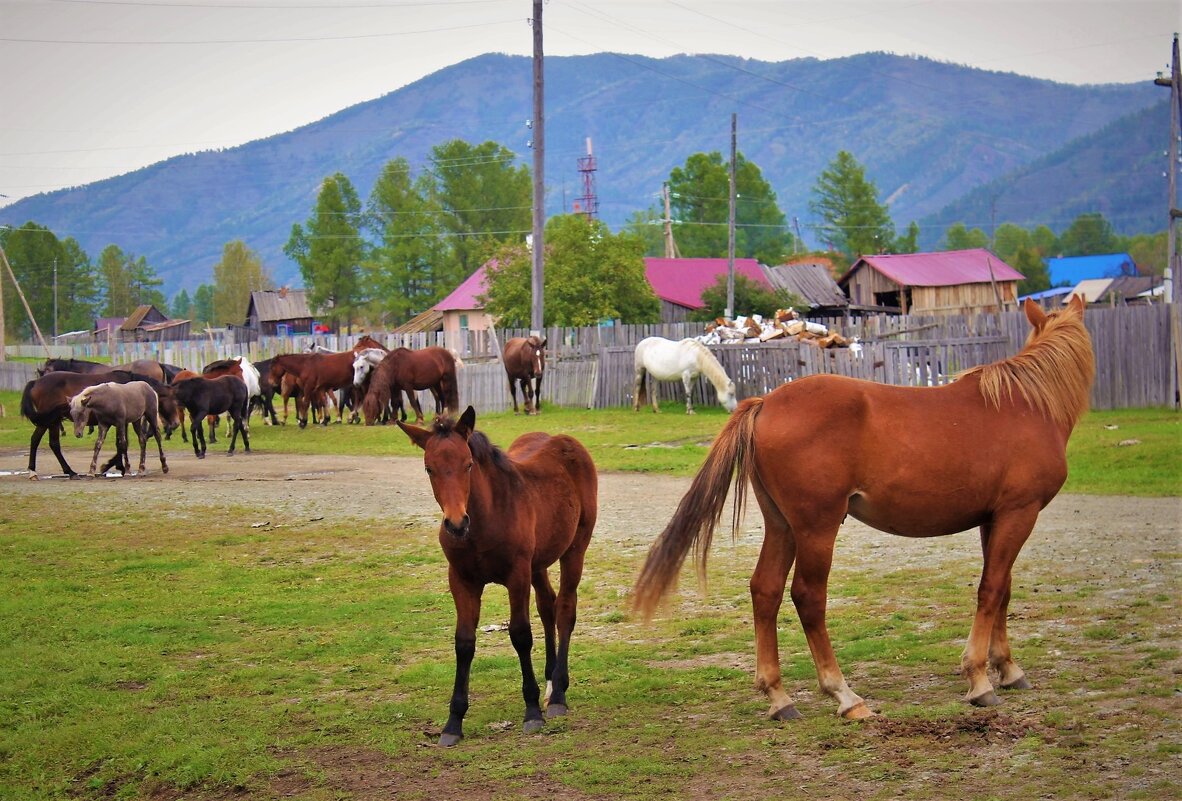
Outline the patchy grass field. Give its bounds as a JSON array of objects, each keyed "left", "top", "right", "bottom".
[{"left": 0, "top": 433, "right": 1178, "bottom": 800}]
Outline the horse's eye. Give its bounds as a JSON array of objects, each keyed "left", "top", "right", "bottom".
[
  {"left": 424, "top": 467, "right": 433, "bottom": 476},
  {"left": 466, "top": 462, "right": 473, "bottom": 472}
]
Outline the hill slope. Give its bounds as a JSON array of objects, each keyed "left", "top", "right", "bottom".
[{"left": 0, "top": 52, "right": 1159, "bottom": 295}]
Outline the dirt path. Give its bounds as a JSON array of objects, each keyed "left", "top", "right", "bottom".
[{"left": 1, "top": 447, "right": 1178, "bottom": 576}]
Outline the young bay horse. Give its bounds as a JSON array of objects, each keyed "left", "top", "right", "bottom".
[
  {"left": 361, "top": 346, "right": 459, "bottom": 426},
  {"left": 172, "top": 374, "right": 251, "bottom": 459},
  {"left": 20, "top": 369, "right": 174, "bottom": 478},
  {"left": 398, "top": 407, "right": 598, "bottom": 746},
  {"left": 633, "top": 297, "right": 1095, "bottom": 721},
  {"left": 503, "top": 336, "right": 546, "bottom": 415},
  {"left": 201, "top": 357, "right": 262, "bottom": 441},
  {"left": 69, "top": 381, "right": 169, "bottom": 476}
]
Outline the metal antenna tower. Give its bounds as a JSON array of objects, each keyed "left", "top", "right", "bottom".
[{"left": 574, "top": 137, "right": 599, "bottom": 220}]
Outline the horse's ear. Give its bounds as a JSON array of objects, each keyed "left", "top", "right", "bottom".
[
  {"left": 396, "top": 420, "right": 432, "bottom": 450},
  {"left": 1024, "top": 297, "right": 1046, "bottom": 332},
  {"left": 538, "top": 337, "right": 547, "bottom": 349},
  {"left": 455, "top": 406, "right": 477, "bottom": 440},
  {"left": 1067, "top": 293, "right": 1086, "bottom": 316}
]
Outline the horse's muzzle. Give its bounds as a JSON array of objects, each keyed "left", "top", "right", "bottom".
[{"left": 443, "top": 514, "right": 471, "bottom": 538}]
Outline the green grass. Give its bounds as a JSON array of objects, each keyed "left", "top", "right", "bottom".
[
  {"left": 2, "top": 390, "right": 1177, "bottom": 495},
  {"left": 0, "top": 490, "right": 1177, "bottom": 800}
]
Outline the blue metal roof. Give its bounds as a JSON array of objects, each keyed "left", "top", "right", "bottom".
[
  {"left": 1019, "top": 286, "right": 1075, "bottom": 301},
  {"left": 1044, "top": 253, "right": 1137, "bottom": 287}
]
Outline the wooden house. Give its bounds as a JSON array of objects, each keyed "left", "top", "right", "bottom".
[
  {"left": 643, "top": 257, "right": 771, "bottom": 322},
  {"left": 118, "top": 305, "right": 171, "bottom": 342},
  {"left": 244, "top": 288, "right": 314, "bottom": 336},
  {"left": 434, "top": 262, "right": 497, "bottom": 336},
  {"left": 763, "top": 261, "right": 850, "bottom": 315},
  {"left": 838, "top": 249, "right": 1023, "bottom": 315}
]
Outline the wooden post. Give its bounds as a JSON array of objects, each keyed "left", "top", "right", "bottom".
[{"left": 0, "top": 244, "right": 51, "bottom": 356}]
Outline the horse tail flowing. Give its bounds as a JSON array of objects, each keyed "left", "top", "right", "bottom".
[
  {"left": 632, "top": 396, "right": 764, "bottom": 619},
  {"left": 19, "top": 379, "right": 42, "bottom": 424}
]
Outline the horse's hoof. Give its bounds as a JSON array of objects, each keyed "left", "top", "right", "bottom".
[
  {"left": 523, "top": 718, "right": 544, "bottom": 734},
  {"left": 840, "top": 702, "right": 874, "bottom": 721},
  {"left": 771, "top": 704, "right": 803, "bottom": 721},
  {"left": 226, "top": 451, "right": 235, "bottom": 457},
  {"left": 1001, "top": 675, "right": 1032, "bottom": 691},
  {"left": 162, "top": 466, "right": 170, "bottom": 474},
  {"left": 438, "top": 732, "right": 462, "bottom": 747},
  {"left": 969, "top": 690, "right": 1002, "bottom": 707},
  {"left": 196, "top": 454, "right": 205, "bottom": 460},
  {"left": 545, "top": 703, "right": 568, "bottom": 719}
]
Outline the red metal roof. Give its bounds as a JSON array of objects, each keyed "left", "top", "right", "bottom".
[
  {"left": 842, "top": 249, "right": 1024, "bottom": 287},
  {"left": 643, "top": 257, "right": 770, "bottom": 309},
  {"left": 433, "top": 260, "right": 493, "bottom": 311}
]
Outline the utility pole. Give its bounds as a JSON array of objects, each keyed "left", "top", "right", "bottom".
[
  {"left": 1155, "top": 33, "right": 1181, "bottom": 305},
  {"left": 726, "top": 112, "right": 737, "bottom": 319},
  {"left": 53, "top": 258, "right": 58, "bottom": 339},
  {"left": 0, "top": 246, "right": 51, "bottom": 355},
  {"left": 0, "top": 241, "right": 6, "bottom": 362},
  {"left": 530, "top": 0, "right": 545, "bottom": 335},
  {"left": 662, "top": 183, "right": 680, "bottom": 258}
]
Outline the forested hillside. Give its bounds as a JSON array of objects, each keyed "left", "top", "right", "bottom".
[{"left": 0, "top": 51, "right": 1159, "bottom": 294}]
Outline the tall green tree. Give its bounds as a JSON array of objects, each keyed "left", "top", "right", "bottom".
[
  {"left": 212, "top": 240, "right": 273, "bottom": 326},
  {"left": 809, "top": 150, "right": 895, "bottom": 262},
  {"left": 621, "top": 207, "right": 665, "bottom": 257},
  {"left": 693, "top": 274, "right": 805, "bottom": 322},
  {"left": 659, "top": 151, "right": 792, "bottom": 265},
  {"left": 422, "top": 139, "right": 532, "bottom": 292},
  {"left": 482, "top": 215, "right": 659, "bottom": 327},
  {"left": 193, "top": 284, "right": 215, "bottom": 327},
  {"left": 285, "top": 173, "right": 366, "bottom": 330},
  {"left": 1124, "top": 231, "right": 1168, "bottom": 275},
  {"left": 894, "top": 221, "right": 920, "bottom": 254},
  {"left": 942, "top": 222, "right": 990, "bottom": 251},
  {"left": 171, "top": 289, "right": 193, "bottom": 320},
  {"left": 1013, "top": 246, "right": 1052, "bottom": 295},
  {"left": 1057, "top": 212, "right": 1119, "bottom": 256},
  {"left": 364, "top": 157, "right": 449, "bottom": 324},
  {"left": 0, "top": 222, "right": 99, "bottom": 339},
  {"left": 97, "top": 245, "right": 164, "bottom": 317}
]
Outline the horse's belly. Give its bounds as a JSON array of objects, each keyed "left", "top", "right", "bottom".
[{"left": 847, "top": 492, "right": 987, "bottom": 538}]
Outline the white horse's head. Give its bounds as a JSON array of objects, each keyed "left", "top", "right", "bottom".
[
  {"left": 717, "top": 378, "right": 738, "bottom": 412},
  {"left": 352, "top": 348, "right": 385, "bottom": 386}
]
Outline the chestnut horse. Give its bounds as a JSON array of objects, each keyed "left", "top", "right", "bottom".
[
  {"left": 361, "top": 346, "right": 459, "bottom": 425},
  {"left": 503, "top": 336, "right": 546, "bottom": 415},
  {"left": 634, "top": 297, "right": 1095, "bottom": 720},
  {"left": 398, "top": 407, "right": 598, "bottom": 746}
]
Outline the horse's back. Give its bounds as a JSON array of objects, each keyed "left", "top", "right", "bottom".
[
  {"left": 753, "top": 373, "right": 1070, "bottom": 536},
  {"left": 509, "top": 432, "right": 598, "bottom": 553}
]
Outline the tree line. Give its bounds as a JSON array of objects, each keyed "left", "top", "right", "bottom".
[{"left": 1, "top": 142, "right": 1173, "bottom": 341}]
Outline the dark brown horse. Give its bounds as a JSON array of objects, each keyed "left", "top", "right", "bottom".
[
  {"left": 39, "top": 357, "right": 166, "bottom": 383},
  {"left": 69, "top": 381, "right": 168, "bottom": 476},
  {"left": 398, "top": 407, "right": 598, "bottom": 746},
  {"left": 361, "top": 346, "right": 459, "bottom": 425},
  {"left": 20, "top": 370, "right": 178, "bottom": 478},
  {"left": 172, "top": 375, "right": 251, "bottom": 458},
  {"left": 634, "top": 297, "right": 1095, "bottom": 720},
  {"left": 503, "top": 336, "right": 546, "bottom": 415}
]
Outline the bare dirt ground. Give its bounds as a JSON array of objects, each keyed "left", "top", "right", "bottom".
[{"left": 2, "top": 445, "right": 1178, "bottom": 571}]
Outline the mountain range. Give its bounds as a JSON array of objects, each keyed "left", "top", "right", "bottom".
[{"left": 0, "top": 51, "right": 1165, "bottom": 296}]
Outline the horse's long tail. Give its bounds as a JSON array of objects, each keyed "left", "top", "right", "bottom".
[
  {"left": 19, "top": 379, "right": 40, "bottom": 422},
  {"left": 632, "top": 396, "right": 764, "bottom": 619}
]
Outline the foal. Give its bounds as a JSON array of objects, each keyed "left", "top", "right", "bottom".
[
  {"left": 69, "top": 381, "right": 168, "bottom": 476},
  {"left": 398, "top": 407, "right": 598, "bottom": 746}
]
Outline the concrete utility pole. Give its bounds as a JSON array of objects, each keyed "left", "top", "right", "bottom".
[
  {"left": 662, "top": 183, "right": 680, "bottom": 258},
  {"left": 530, "top": 0, "right": 545, "bottom": 335},
  {"left": 0, "top": 242, "right": 6, "bottom": 362},
  {"left": 726, "top": 112, "right": 737, "bottom": 319}
]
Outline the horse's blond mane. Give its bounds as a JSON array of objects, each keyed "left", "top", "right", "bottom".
[
  {"left": 961, "top": 305, "right": 1094, "bottom": 430},
  {"left": 69, "top": 384, "right": 99, "bottom": 415},
  {"left": 686, "top": 339, "right": 733, "bottom": 392}
]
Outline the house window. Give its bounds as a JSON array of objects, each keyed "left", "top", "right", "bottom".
[{"left": 459, "top": 314, "right": 469, "bottom": 331}]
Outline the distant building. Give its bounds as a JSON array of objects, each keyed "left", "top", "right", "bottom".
[
  {"left": 763, "top": 261, "right": 850, "bottom": 315},
  {"left": 1045, "top": 253, "right": 1138, "bottom": 287},
  {"left": 434, "top": 262, "right": 496, "bottom": 336},
  {"left": 118, "top": 305, "right": 188, "bottom": 342},
  {"left": 839, "top": 249, "right": 1023, "bottom": 315},
  {"left": 244, "top": 288, "right": 314, "bottom": 335},
  {"left": 643, "top": 257, "right": 771, "bottom": 322}
]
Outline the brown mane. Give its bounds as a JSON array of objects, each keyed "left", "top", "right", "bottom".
[
  {"left": 962, "top": 303, "right": 1094, "bottom": 430},
  {"left": 430, "top": 414, "right": 518, "bottom": 479}
]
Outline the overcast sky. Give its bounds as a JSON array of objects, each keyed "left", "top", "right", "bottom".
[{"left": 1, "top": 0, "right": 1177, "bottom": 209}]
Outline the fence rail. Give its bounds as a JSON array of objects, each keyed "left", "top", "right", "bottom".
[{"left": 3, "top": 305, "right": 1178, "bottom": 409}]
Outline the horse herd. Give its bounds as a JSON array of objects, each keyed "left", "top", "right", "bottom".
[{"left": 15, "top": 300, "right": 1098, "bottom": 747}]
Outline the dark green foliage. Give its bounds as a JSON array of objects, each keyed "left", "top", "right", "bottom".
[
  {"left": 810, "top": 151, "right": 895, "bottom": 260},
  {"left": 691, "top": 273, "right": 805, "bottom": 321},
  {"left": 284, "top": 173, "right": 366, "bottom": 330},
  {"left": 0, "top": 222, "right": 99, "bottom": 339}
]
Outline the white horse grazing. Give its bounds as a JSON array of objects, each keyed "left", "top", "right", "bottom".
[
  {"left": 352, "top": 348, "right": 388, "bottom": 387},
  {"left": 633, "top": 336, "right": 738, "bottom": 415}
]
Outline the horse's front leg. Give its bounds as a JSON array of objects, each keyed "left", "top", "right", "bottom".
[
  {"left": 90, "top": 422, "right": 110, "bottom": 474},
  {"left": 964, "top": 509, "right": 1039, "bottom": 706},
  {"left": 681, "top": 372, "right": 695, "bottom": 414},
  {"left": 533, "top": 374, "right": 542, "bottom": 413},
  {"left": 507, "top": 569, "right": 544, "bottom": 732},
  {"left": 532, "top": 570, "right": 558, "bottom": 708},
  {"left": 135, "top": 419, "right": 150, "bottom": 473},
  {"left": 548, "top": 547, "right": 587, "bottom": 717},
  {"left": 441, "top": 572, "right": 483, "bottom": 747}
]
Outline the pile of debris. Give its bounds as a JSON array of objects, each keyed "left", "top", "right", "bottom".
[{"left": 699, "top": 309, "right": 858, "bottom": 349}]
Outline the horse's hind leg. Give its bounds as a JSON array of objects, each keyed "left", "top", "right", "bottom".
[
  {"left": 47, "top": 423, "right": 77, "bottom": 477},
  {"left": 532, "top": 570, "right": 558, "bottom": 707},
  {"left": 134, "top": 419, "right": 149, "bottom": 472},
  {"left": 90, "top": 422, "right": 110, "bottom": 474},
  {"left": 749, "top": 483, "right": 801, "bottom": 720},
  {"left": 963, "top": 509, "right": 1039, "bottom": 706},
  {"left": 681, "top": 373, "right": 695, "bottom": 415},
  {"left": 791, "top": 515, "right": 872, "bottom": 719}
]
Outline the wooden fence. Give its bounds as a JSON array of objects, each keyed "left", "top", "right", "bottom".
[{"left": 3, "top": 305, "right": 1178, "bottom": 409}]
